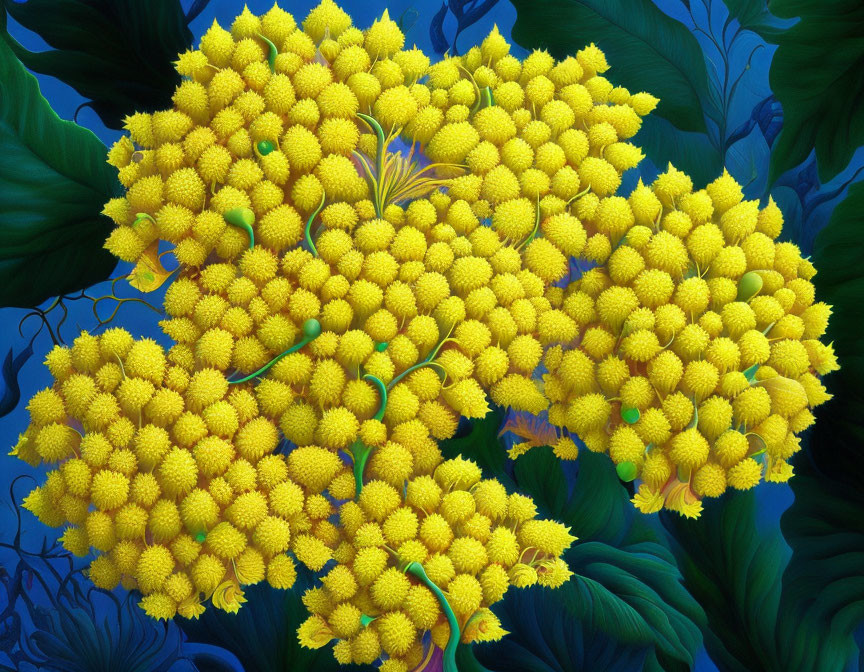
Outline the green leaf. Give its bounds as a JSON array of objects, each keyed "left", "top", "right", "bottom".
[
  {"left": 508, "top": 0, "right": 712, "bottom": 133},
  {"left": 721, "top": 0, "right": 788, "bottom": 34},
  {"left": 663, "top": 491, "right": 789, "bottom": 672},
  {"left": 0, "top": 37, "right": 118, "bottom": 308},
  {"left": 445, "top": 416, "right": 705, "bottom": 670},
  {"left": 764, "top": 0, "right": 864, "bottom": 183},
  {"left": 1, "top": 0, "right": 194, "bottom": 130},
  {"left": 634, "top": 115, "right": 723, "bottom": 190},
  {"left": 178, "top": 569, "right": 372, "bottom": 672},
  {"left": 779, "top": 179, "right": 864, "bottom": 668}
]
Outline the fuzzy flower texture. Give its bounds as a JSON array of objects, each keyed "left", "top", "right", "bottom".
[{"left": 12, "top": 0, "right": 835, "bottom": 666}]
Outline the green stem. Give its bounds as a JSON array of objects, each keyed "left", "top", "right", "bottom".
[
  {"left": 350, "top": 375, "right": 387, "bottom": 497},
  {"left": 515, "top": 195, "right": 541, "bottom": 250},
  {"left": 404, "top": 562, "right": 460, "bottom": 672},
  {"left": 305, "top": 191, "right": 327, "bottom": 257},
  {"left": 258, "top": 33, "right": 278, "bottom": 72},
  {"left": 363, "top": 374, "right": 387, "bottom": 421},
  {"left": 356, "top": 112, "right": 386, "bottom": 218},
  {"left": 228, "top": 319, "right": 321, "bottom": 384},
  {"left": 351, "top": 439, "right": 374, "bottom": 498},
  {"left": 387, "top": 360, "right": 446, "bottom": 391}
]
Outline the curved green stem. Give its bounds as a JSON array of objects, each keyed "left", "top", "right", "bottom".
[
  {"left": 351, "top": 439, "right": 373, "bottom": 498},
  {"left": 404, "top": 562, "right": 460, "bottom": 672},
  {"left": 224, "top": 208, "right": 255, "bottom": 250},
  {"left": 133, "top": 212, "right": 155, "bottom": 226},
  {"left": 515, "top": 195, "right": 541, "bottom": 251},
  {"left": 228, "top": 319, "right": 321, "bottom": 384},
  {"left": 350, "top": 375, "right": 388, "bottom": 497},
  {"left": 388, "top": 360, "right": 446, "bottom": 391},
  {"left": 258, "top": 33, "right": 278, "bottom": 72},
  {"left": 363, "top": 374, "right": 387, "bottom": 421},
  {"left": 305, "top": 191, "right": 327, "bottom": 257},
  {"left": 356, "top": 112, "right": 387, "bottom": 217}
]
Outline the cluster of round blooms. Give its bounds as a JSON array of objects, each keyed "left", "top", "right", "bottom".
[
  {"left": 297, "top": 457, "right": 575, "bottom": 670},
  {"left": 13, "top": 329, "right": 334, "bottom": 620},
  {"left": 542, "top": 167, "right": 837, "bottom": 517},
  {"left": 17, "top": 3, "right": 588, "bottom": 641},
  {"left": 12, "top": 1, "right": 835, "bottom": 661},
  {"left": 101, "top": 0, "right": 658, "bottom": 470}
]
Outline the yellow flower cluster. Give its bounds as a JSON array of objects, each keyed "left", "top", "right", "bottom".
[
  {"left": 544, "top": 167, "right": 837, "bottom": 517},
  {"left": 101, "top": 0, "right": 657, "bottom": 468},
  {"left": 11, "top": 0, "right": 836, "bottom": 656},
  {"left": 297, "top": 456, "right": 574, "bottom": 669},
  {"left": 14, "top": 329, "right": 327, "bottom": 620}
]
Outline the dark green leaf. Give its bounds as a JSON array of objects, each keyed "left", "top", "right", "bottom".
[
  {"left": 0, "top": 37, "right": 117, "bottom": 308},
  {"left": 764, "top": 0, "right": 864, "bottom": 183},
  {"left": 779, "top": 179, "right": 864, "bottom": 669},
  {"left": 635, "top": 115, "right": 723, "bottom": 190},
  {"left": 508, "top": 0, "right": 712, "bottom": 133},
  {"left": 449, "top": 423, "right": 706, "bottom": 670},
  {"left": 663, "top": 491, "right": 788, "bottom": 672},
  {"left": 1, "top": 0, "right": 193, "bottom": 130},
  {"left": 721, "top": 0, "right": 787, "bottom": 34},
  {"left": 178, "top": 569, "right": 372, "bottom": 672}
]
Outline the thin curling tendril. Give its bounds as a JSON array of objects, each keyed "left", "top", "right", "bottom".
[
  {"left": 227, "top": 318, "right": 321, "bottom": 384},
  {"left": 257, "top": 33, "right": 278, "bottom": 72},
  {"left": 305, "top": 191, "right": 327, "bottom": 257}
]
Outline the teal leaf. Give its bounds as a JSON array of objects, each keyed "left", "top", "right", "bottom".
[
  {"left": 763, "top": 0, "right": 864, "bottom": 183},
  {"left": 0, "top": 38, "right": 118, "bottom": 308},
  {"left": 662, "top": 491, "right": 788, "bottom": 672},
  {"left": 177, "top": 569, "right": 368, "bottom": 672},
  {"left": 780, "top": 179, "right": 864, "bottom": 668},
  {"left": 721, "top": 0, "right": 788, "bottom": 34},
  {"left": 1, "top": 0, "right": 194, "bottom": 130},
  {"left": 508, "top": 0, "right": 713, "bottom": 134},
  {"left": 442, "top": 418, "right": 705, "bottom": 670},
  {"left": 634, "top": 115, "right": 723, "bottom": 190}
]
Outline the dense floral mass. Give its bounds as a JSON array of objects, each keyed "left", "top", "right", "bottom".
[{"left": 11, "top": 0, "right": 835, "bottom": 666}]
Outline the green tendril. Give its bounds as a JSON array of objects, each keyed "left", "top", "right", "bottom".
[
  {"left": 228, "top": 319, "right": 321, "bottom": 384},
  {"left": 387, "top": 332, "right": 454, "bottom": 390},
  {"left": 404, "top": 562, "right": 460, "bottom": 672},
  {"left": 516, "top": 194, "right": 542, "bottom": 250},
  {"left": 133, "top": 212, "right": 155, "bottom": 227},
  {"left": 349, "top": 376, "right": 387, "bottom": 497},
  {"left": 258, "top": 33, "right": 278, "bottom": 72},
  {"left": 687, "top": 397, "right": 699, "bottom": 429},
  {"left": 351, "top": 439, "right": 373, "bottom": 497},
  {"left": 224, "top": 207, "right": 255, "bottom": 250},
  {"left": 305, "top": 191, "right": 327, "bottom": 257}
]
